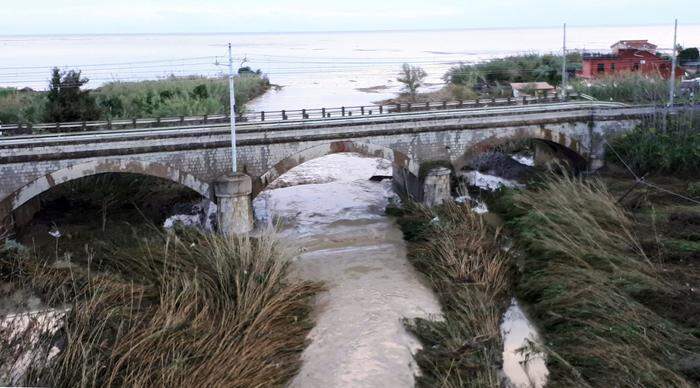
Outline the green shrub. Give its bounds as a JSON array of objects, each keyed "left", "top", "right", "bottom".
[
  {"left": 0, "top": 72, "right": 270, "bottom": 124},
  {"left": 607, "top": 123, "right": 700, "bottom": 176},
  {"left": 688, "top": 182, "right": 700, "bottom": 198},
  {"left": 95, "top": 74, "right": 269, "bottom": 119},
  {"left": 572, "top": 73, "right": 670, "bottom": 104}
]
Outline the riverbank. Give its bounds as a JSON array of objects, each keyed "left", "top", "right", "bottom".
[
  {"left": 388, "top": 201, "right": 513, "bottom": 386},
  {"left": 0, "top": 73, "right": 270, "bottom": 124},
  {"left": 489, "top": 170, "right": 700, "bottom": 386},
  {"left": 0, "top": 173, "right": 321, "bottom": 386},
  {"left": 2, "top": 153, "right": 445, "bottom": 386}
]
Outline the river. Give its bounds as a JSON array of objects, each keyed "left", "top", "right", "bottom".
[
  {"left": 253, "top": 154, "right": 441, "bottom": 386},
  {"left": 252, "top": 152, "right": 547, "bottom": 387}
]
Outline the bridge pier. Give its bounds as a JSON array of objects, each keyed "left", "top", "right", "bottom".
[
  {"left": 422, "top": 167, "right": 452, "bottom": 207},
  {"left": 214, "top": 174, "right": 254, "bottom": 236}
]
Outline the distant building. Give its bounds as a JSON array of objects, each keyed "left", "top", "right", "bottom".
[
  {"left": 510, "top": 82, "right": 556, "bottom": 98},
  {"left": 579, "top": 40, "right": 681, "bottom": 79},
  {"left": 611, "top": 40, "right": 658, "bottom": 54}
]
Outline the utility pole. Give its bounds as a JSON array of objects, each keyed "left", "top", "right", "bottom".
[
  {"left": 668, "top": 19, "right": 678, "bottom": 107},
  {"left": 562, "top": 23, "right": 567, "bottom": 100},
  {"left": 228, "top": 42, "right": 237, "bottom": 174}
]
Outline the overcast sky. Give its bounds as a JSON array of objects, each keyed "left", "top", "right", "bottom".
[{"left": 2, "top": 0, "right": 699, "bottom": 35}]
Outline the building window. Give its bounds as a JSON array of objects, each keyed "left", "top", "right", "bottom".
[
  {"left": 633, "top": 63, "right": 640, "bottom": 71},
  {"left": 611, "top": 63, "right": 616, "bottom": 72},
  {"left": 597, "top": 63, "right": 605, "bottom": 73}
]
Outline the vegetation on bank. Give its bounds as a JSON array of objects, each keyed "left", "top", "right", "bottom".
[
  {"left": 605, "top": 112, "right": 700, "bottom": 175},
  {"left": 490, "top": 172, "right": 700, "bottom": 387},
  {"left": 442, "top": 53, "right": 581, "bottom": 100},
  {"left": 0, "top": 68, "right": 270, "bottom": 124},
  {"left": 571, "top": 73, "right": 673, "bottom": 104},
  {"left": 388, "top": 202, "right": 513, "bottom": 386},
  {"left": 0, "top": 173, "right": 321, "bottom": 386},
  {"left": 1, "top": 230, "right": 321, "bottom": 387}
]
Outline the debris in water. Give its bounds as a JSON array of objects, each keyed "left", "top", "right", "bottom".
[
  {"left": 462, "top": 171, "right": 525, "bottom": 191},
  {"left": 500, "top": 299, "right": 548, "bottom": 388}
]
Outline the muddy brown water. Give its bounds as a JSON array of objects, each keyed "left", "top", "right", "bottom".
[
  {"left": 254, "top": 153, "right": 548, "bottom": 387},
  {"left": 254, "top": 154, "right": 442, "bottom": 386},
  {"left": 2, "top": 152, "right": 547, "bottom": 386}
]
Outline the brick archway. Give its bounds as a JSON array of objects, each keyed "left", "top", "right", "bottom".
[
  {"left": 255, "top": 140, "right": 419, "bottom": 197},
  {"left": 1, "top": 159, "right": 213, "bottom": 216}
]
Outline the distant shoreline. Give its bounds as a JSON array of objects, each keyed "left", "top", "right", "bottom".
[{"left": 3, "top": 23, "right": 700, "bottom": 38}]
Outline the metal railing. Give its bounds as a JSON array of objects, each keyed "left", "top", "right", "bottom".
[{"left": 0, "top": 94, "right": 578, "bottom": 136}]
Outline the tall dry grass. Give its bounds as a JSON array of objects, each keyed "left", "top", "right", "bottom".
[
  {"left": 394, "top": 202, "right": 513, "bottom": 387},
  {"left": 506, "top": 173, "right": 700, "bottom": 387},
  {"left": 2, "top": 230, "right": 321, "bottom": 387}
]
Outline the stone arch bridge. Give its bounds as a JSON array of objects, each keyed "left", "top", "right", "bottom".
[{"left": 0, "top": 102, "right": 679, "bottom": 234}]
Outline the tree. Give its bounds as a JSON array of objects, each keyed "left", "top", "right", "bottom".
[
  {"left": 44, "top": 68, "right": 101, "bottom": 122},
  {"left": 397, "top": 63, "right": 427, "bottom": 101},
  {"left": 678, "top": 47, "right": 699, "bottom": 64}
]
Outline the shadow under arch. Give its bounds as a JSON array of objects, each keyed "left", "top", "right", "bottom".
[
  {"left": 254, "top": 140, "right": 420, "bottom": 198},
  {"left": 454, "top": 126, "right": 589, "bottom": 171},
  {"left": 1, "top": 159, "right": 213, "bottom": 219}
]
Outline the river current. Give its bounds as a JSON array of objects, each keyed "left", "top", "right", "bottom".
[{"left": 252, "top": 153, "right": 547, "bottom": 387}]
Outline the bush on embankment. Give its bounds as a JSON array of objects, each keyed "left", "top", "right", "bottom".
[
  {"left": 390, "top": 202, "right": 513, "bottom": 387},
  {"left": 95, "top": 74, "right": 269, "bottom": 119},
  {"left": 1, "top": 230, "right": 321, "bottom": 387},
  {"left": 572, "top": 73, "right": 671, "bottom": 104},
  {"left": 495, "top": 173, "right": 700, "bottom": 387},
  {"left": 0, "top": 73, "right": 270, "bottom": 124},
  {"left": 605, "top": 112, "right": 700, "bottom": 176}
]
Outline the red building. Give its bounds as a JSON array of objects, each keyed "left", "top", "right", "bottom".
[{"left": 579, "top": 40, "right": 680, "bottom": 79}]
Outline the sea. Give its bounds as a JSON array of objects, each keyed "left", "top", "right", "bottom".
[{"left": 1, "top": 25, "right": 699, "bottom": 111}]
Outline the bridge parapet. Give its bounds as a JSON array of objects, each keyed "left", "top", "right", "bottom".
[{"left": 2, "top": 102, "right": 694, "bottom": 234}]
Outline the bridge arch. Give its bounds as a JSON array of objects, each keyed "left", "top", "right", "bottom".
[
  {"left": 2, "top": 159, "right": 213, "bottom": 215},
  {"left": 454, "top": 126, "right": 589, "bottom": 171},
  {"left": 255, "top": 140, "right": 419, "bottom": 197}
]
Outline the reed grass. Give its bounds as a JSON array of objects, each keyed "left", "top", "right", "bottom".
[
  {"left": 1, "top": 229, "right": 321, "bottom": 387},
  {"left": 499, "top": 173, "right": 700, "bottom": 387},
  {"left": 393, "top": 201, "right": 513, "bottom": 387}
]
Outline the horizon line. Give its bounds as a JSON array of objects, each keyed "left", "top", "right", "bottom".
[{"left": 1, "top": 22, "right": 698, "bottom": 38}]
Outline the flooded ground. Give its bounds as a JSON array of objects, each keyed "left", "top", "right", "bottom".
[
  {"left": 254, "top": 153, "right": 442, "bottom": 387},
  {"left": 2, "top": 152, "right": 548, "bottom": 386},
  {"left": 253, "top": 152, "right": 548, "bottom": 387}
]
